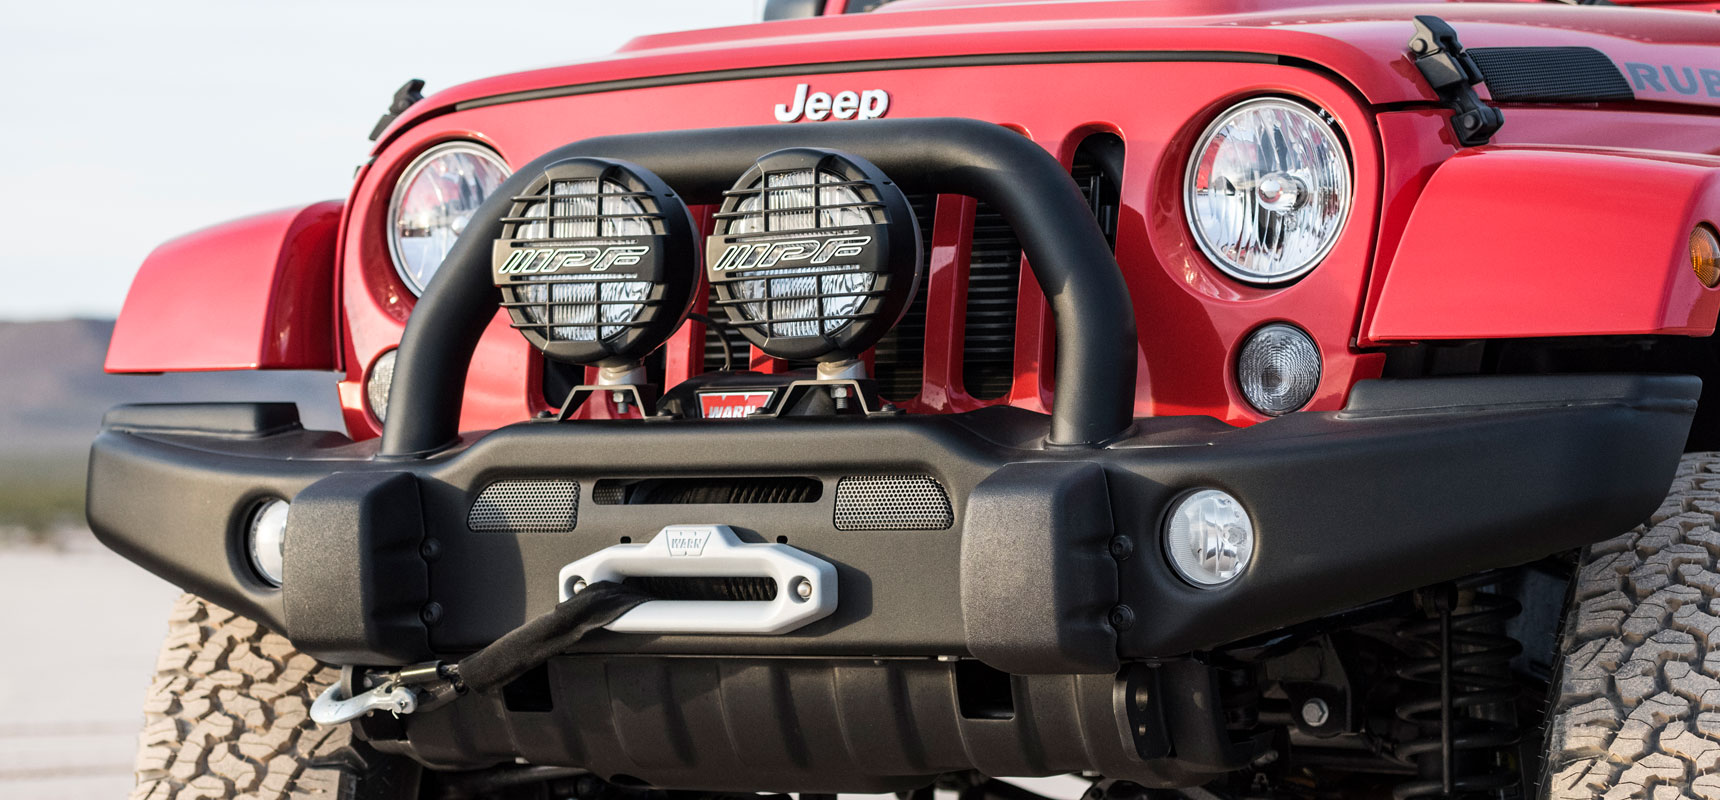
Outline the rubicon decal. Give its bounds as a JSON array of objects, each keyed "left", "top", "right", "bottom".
[
  {"left": 774, "top": 84, "right": 889, "bottom": 122},
  {"left": 710, "top": 236, "right": 872, "bottom": 272},
  {"left": 496, "top": 245, "right": 650, "bottom": 275},
  {"left": 1624, "top": 63, "right": 1720, "bottom": 99}
]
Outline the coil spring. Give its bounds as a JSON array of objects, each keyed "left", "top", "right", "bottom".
[{"left": 1392, "top": 581, "right": 1524, "bottom": 799}]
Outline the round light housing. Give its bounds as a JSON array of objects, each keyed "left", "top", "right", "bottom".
[
  {"left": 389, "top": 142, "right": 511, "bottom": 295},
  {"left": 1185, "top": 98, "right": 1351, "bottom": 284},
  {"left": 1237, "top": 323, "right": 1321, "bottom": 416},
  {"left": 492, "top": 158, "right": 699, "bottom": 365},
  {"left": 1164, "top": 489, "right": 1254, "bottom": 587},
  {"left": 247, "top": 498, "right": 290, "bottom": 587},
  {"left": 366, "top": 349, "right": 397, "bottom": 423},
  {"left": 1692, "top": 225, "right": 1720, "bottom": 289},
  {"left": 707, "top": 148, "right": 923, "bottom": 363}
]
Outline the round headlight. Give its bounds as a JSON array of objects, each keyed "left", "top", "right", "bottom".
[
  {"left": 247, "top": 498, "right": 290, "bottom": 587},
  {"left": 1185, "top": 98, "right": 1351, "bottom": 284},
  {"left": 492, "top": 158, "right": 699, "bottom": 366},
  {"left": 1164, "top": 489, "right": 1254, "bottom": 588},
  {"left": 389, "top": 142, "right": 511, "bottom": 295},
  {"left": 707, "top": 148, "right": 923, "bottom": 364}
]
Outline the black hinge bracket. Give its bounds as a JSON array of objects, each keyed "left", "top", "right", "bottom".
[
  {"left": 369, "top": 79, "right": 426, "bottom": 142},
  {"left": 1408, "top": 16, "right": 1503, "bottom": 147}
]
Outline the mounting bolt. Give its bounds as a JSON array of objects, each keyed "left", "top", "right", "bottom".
[
  {"left": 612, "top": 390, "right": 631, "bottom": 415},
  {"left": 570, "top": 578, "right": 588, "bottom": 594},
  {"left": 1109, "top": 535, "right": 1135, "bottom": 561},
  {"left": 419, "top": 539, "right": 442, "bottom": 562},
  {"left": 1300, "top": 697, "right": 1330, "bottom": 727},
  {"left": 420, "top": 602, "right": 443, "bottom": 626},
  {"left": 831, "top": 385, "right": 851, "bottom": 412},
  {"left": 795, "top": 578, "right": 814, "bottom": 600},
  {"left": 1108, "top": 605, "right": 1136, "bottom": 631}
]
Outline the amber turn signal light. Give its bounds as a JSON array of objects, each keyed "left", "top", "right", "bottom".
[{"left": 1693, "top": 225, "right": 1720, "bottom": 288}]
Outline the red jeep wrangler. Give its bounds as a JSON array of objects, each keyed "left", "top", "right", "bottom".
[{"left": 89, "top": 0, "right": 1720, "bottom": 798}]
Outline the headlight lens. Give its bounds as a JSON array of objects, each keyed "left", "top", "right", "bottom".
[
  {"left": 1185, "top": 98, "right": 1351, "bottom": 284},
  {"left": 388, "top": 142, "right": 511, "bottom": 295}
]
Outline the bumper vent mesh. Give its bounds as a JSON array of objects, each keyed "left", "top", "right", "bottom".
[
  {"left": 469, "top": 479, "right": 579, "bottom": 532},
  {"left": 833, "top": 475, "right": 954, "bottom": 531}
]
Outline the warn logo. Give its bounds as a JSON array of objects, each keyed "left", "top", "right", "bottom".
[
  {"left": 698, "top": 390, "right": 775, "bottom": 419},
  {"left": 710, "top": 236, "right": 871, "bottom": 273},
  {"left": 497, "top": 245, "right": 649, "bottom": 275},
  {"left": 665, "top": 528, "right": 713, "bottom": 557}
]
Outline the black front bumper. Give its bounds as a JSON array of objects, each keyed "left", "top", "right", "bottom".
[
  {"left": 90, "top": 373, "right": 1696, "bottom": 665},
  {"left": 87, "top": 373, "right": 1697, "bottom": 787}
]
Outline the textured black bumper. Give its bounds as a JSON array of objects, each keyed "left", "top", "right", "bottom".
[
  {"left": 89, "top": 373, "right": 1697, "bottom": 665},
  {"left": 87, "top": 374, "right": 1697, "bottom": 787}
]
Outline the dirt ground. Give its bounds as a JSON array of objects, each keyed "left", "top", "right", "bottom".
[{"left": 0, "top": 530, "right": 181, "bottom": 799}]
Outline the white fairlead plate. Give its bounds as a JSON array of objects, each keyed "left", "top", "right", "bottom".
[{"left": 558, "top": 524, "right": 837, "bottom": 635}]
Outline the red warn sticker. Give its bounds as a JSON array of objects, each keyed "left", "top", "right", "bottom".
[{"left": 697, "top": 390, "right": 775, "bottom": 419}]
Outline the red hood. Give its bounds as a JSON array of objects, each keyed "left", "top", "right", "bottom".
[{"left": 374, "top": 0, "right": 1720, "bottom": 151}]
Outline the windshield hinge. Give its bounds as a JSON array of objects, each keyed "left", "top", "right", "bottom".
[
  {"left": 369, "top": 78, "right": 425, "bottom": 142},
  {"left": 1407, "top": 16, "right": 1503, "bottom": 148}
]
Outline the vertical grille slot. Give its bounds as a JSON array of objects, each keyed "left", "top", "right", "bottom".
[
  {"left": 1073, "top": 133, "right": 1124, "bottom": 250},
  {"left": 701, "top": 284, "right": 753, "bottom": 372},
  {"left": 872, "top": 193, "right": 937, "bottom": 401},
  {"left": 961, "top": 200, "right": 1023, "bottom": 401}
]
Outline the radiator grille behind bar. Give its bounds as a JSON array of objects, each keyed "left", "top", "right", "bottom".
[
  {"left": 469, "top": 480, "right": 579, "bottom": 532},
  {"left": 833, "top": 475, "right": 954, "bottom": 531},
  {"left": 872, "top": 193, "right": 938, "bottom": 401},
  {"left": 961, "top": 201, "right": 1023, "bottom": 401}
]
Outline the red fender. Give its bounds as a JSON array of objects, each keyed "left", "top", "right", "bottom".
[
  {"left": 1366, "top": 147, "right": 1720, "bottom": 343},
  {"left": 106, "top": 201, "right": 343, "bottom": 373}
]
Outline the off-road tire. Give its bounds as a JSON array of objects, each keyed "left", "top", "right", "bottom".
[
  {"left": 1544, "top": 452, "right": 1720, "bottom": 800},
  {"left": 132, "top": 593, "right": 419, "bottom": 800}
]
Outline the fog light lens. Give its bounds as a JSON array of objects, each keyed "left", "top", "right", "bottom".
[
  {"left": 1164, "top": 489, "right": 1253, "bottom": 587},
  {"left": 366, "top": 349, "right": 396, "bottom": 424},
  {"left": 1692, "top": 225, "right": 1720, "bottom": 288},
  {"left": 248, "top": 499, "right": 289, "bottom": 587},
  {"left": 1237, "top": 323, "right": 1321, "bottom": 416}
]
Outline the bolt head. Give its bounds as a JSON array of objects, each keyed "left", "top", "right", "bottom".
[
  {"left": 1108, "top": 605, "right": 1137, "bottom": 630},
  {"left": 1300, "top": 697, "right": 1330, "bottom": 727},
  {"left": 795, "top": 579, "right": 814, "bottom": 600},
  {"left": 420, "top": 602, "right": 443, "bottom": 626},
  {"left": 571, "top": 579, "right": 588, "bottom": 594}
]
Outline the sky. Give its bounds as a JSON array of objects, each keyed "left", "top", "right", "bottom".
[{"left": 0, "top": 0, "right": 761, "bottom": 321}]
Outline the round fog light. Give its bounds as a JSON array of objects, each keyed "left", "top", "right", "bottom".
[
  {"left": 1237, "top": 323, "right": 1321, "bottom": 416},
  {"left": 1164, "top": 489, "right": 1254, "bottom": 587},
  {"left": 248, "top": 498, "right": 290, "bottom": 587}
]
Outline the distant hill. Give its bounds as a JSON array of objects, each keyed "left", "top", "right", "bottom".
[{"left": 0, "top": 319, "right": 343, "bottom": 460}]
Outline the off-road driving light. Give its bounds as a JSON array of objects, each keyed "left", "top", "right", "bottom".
[
  {"left": 1692, "top": 225, "right": 1720, "bottom": 288},
  {"left": 389, "top": 142, "right": 511, "bottom": 295},
  {"left": 1186, "top": 98, "right": 1351, "bottom": 284},
  {"left": 1164, "top": 489, "right": 1254, "bottom": 588},
  {"left": 492, "top": 158, "right": 699, "bottom": 365},
  {"left": 247, "top": 498, "right": 289, "bottom": 587},
  {"left": 1237, "top": 323, "right": 1321, "bottom": 416},
  {"left": 707, "top": 148, "right": 923, "bottom": 364}
]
